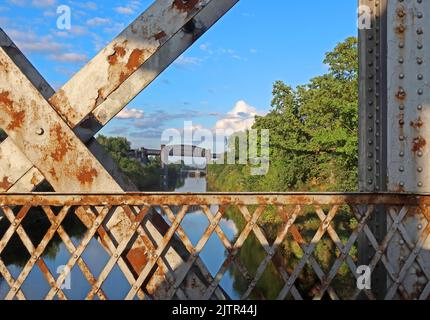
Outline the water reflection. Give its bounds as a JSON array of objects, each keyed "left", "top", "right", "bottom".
[{"left": 0, "top": 177, "right": 284, "bottom": 300}]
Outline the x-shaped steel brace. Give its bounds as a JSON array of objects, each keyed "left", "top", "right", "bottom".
[
  {"left": 0, "top": 0, "right": 239, "bottom": 193},
  {"left": 0, "top": 0, "right": 239, "bottom": 299}
]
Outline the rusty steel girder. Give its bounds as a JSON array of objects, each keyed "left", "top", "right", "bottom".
[
  {"left": 359, "top": 0, "right": 430, "bottom": 300},
  {"left": 0, "top": 0, "right": 239, "bottom": 193},
  {"left": 0, "top": 0, "right": 239, "bottom": 300},
  {"left": 0, "top": 192, "right": 430, "bottom": 300}
]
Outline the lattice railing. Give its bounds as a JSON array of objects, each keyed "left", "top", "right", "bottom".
[{"left": 0, "top": 193, "right": 429, "bottom": 300}]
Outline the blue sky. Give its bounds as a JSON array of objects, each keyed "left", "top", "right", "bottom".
[{"left": 0, "top": 0, "right": 357, "bottom": 149}]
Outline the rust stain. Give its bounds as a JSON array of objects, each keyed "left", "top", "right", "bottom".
[
  {"left": 395, "top": 24, "right": 406, "bottom": 35},
  {"left": 31, "top": 173, "right": 39, "bottom": 186},
  {"left": 410, "top": 117, "right": 424, "bottom": 130},
  {"left": 126, "top": 247, "right": 148, "bottom": 275},
  {"left": 396, "top": 6, "right": 407, "bottom": 19},
  {"left": 396, "top": 88, "right": 407, "bottom": 101},
  {"left": 0, "top": 176, "right": 12, "bottom": 190},
  {"left": 126, "top": 49, "right": 144, "bottom": 72},
  {"left": 0, "top": 91, "right": 25, "bottom": 130},
  {"left": 412, "top": 136, "right": 427, "bottom": 153},
  {"left": 50, "top": 123, "right": 72, "bottom": 162},
  {"left": 95, "top": 88, "right": 105, "bottom": 107},
  {"left": 119, "top": 71, "right": 127, "bottom": 83},
  {"left": 153, "top": 31, "right": 167, "bottom": 41},
  {"left": 108, "top": 45, "right": 126, "bottom": 65},
  {"left": 49, "top": 167, "right": 58, "bottom": 180},
  {"left": 172, "top": 0, "right": 199, "bottom": 11},
  {"left": 76, "top": 164, "right": 98, "bottom": 185},
  {"left": 396, "top": 185, "right": 406, "bottom": 193},
  {"left": 49, "top": 89, "right": 76, "bottom": 126}
]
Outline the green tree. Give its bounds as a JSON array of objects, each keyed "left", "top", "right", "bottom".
[
  {"left": 209, "top": 37, "right": 358, "bottom": 192},
  {"left": 97, "top": 135, "right": 184, "bottom": 191}
]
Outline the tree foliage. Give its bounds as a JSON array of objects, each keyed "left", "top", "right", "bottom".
[
  {"left": 209, "top": 37, "right": 358, "bottom": 192},
  {"left": 97, "top": 135, "right": 183, "bottom": 191}
]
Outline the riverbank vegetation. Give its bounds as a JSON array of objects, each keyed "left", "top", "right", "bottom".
[
  {"left": 97, "top": 135, "right": 184, "bottom": 191},
  {"left": 208, "top": 37, "right": 359, "bottom": 299}
]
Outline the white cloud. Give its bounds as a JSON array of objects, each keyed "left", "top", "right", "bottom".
[
  {"left": 69, "top": 1, "right": 97, "bottom": 10},
  {"left": 199, "top": 42, "right": 213, "bottom": 54},
  {"left": 215, "top": 100, "right": 263, "bottom": 134},
  {"left": 31, "top": 0, "right": 56, "bottom": 7},
  {"left": 174, "top": 55, "right": 203, "bottom": 67},
  {"left": 115, "top": 0, "right": 141, "bottom": 15},
  {"left": 49, "top": 53, "right": 87, "bottom": 63},
  {"left": 115, "top": 6, "right": 134, "bottom": 15},
  {"left": 7, "top": 0, "right": 26, "bottom": 6},
  {"left": 8, "top": 29, "right": 65, "bottom": 53},
  {"left": 116, "top": 108, "right": 144, "bottom": 120},
  {"left": 87, "top": 17, "right": 110, "bottom": 26}
]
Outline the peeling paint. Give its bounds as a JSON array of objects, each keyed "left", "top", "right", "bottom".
[
  {"left": 0, "top": 91, "right": 25, "bottom": 130},
  {"left": 76, "top": 164, "right": 98, "bottom": 185},
  {"left": 50, "top": 124, "right": 73, "bottom": 162},
  {"left": 173, "top": 0, "right": 199, "bottom": 11}
]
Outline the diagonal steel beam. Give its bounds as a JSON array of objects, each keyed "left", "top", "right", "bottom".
[
  {"left": 0, "top": 29, "right": 136, "bottom": 191},
  {"left": 51, "top": 0, "right": 216, "bottom": 128},
  {"left": 0, "top": 0, "right": 239, "bottom": 192},
  {"left": 0, "top": 47, "right": 123, "bottom": 193}
]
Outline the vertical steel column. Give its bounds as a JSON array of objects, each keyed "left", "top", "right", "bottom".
[
  {"left": 358, "top": 0, "right": 388, "bottom": 299},
  {"left": 385, "top": 0, "right": 430, "bottom": 299},
  {"left": 386, "top": 0, "right": 429, "bottom": 192},
  {"left": 360, "top": 0, "right": 430, "bottom": 299}
]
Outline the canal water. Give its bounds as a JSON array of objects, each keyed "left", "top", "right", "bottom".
[{"left": 0, "top": 177, "right": 249, "bottom": 300}]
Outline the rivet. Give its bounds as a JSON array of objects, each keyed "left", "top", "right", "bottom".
[
  {"left": 418, "top": 167, "right": 423, "bottom": 173},
  {"left": 36, "top": 128, "right": 44, "bottom": 136},
  {"left": 418, "top": 182, "right": 423, "bottom": 188},
  {"left": 399, "top": 166, "right": 405, "bottom": 172},
  {"left": 418, "top": 104, "right": 423, "bottom": 111},
  {"left": 418, "top": 74, "right": 424, "bottom": 80}
]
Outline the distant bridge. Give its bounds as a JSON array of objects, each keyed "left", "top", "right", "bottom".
[
  {"left": 127, "top": 145, "right": 220, "bottom": 166},
  {"left": 128, "top": 145, "right": 218, "bottom": 190}
]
